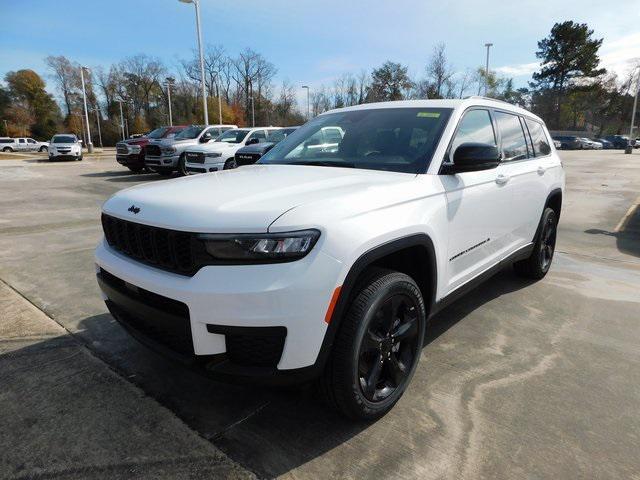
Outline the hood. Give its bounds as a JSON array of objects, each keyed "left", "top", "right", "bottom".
[
  {"left": 51, "top": 143, "right": 79, "bottom": 148},
  {"left": 102, "top": 164, "right": 419, "bottom": 233},
  {"left": 123, "top": 138, "right": 149, "bottom": 146},
  {"left": 187, "top": 141, "right": 234, "bottom": 153},
  {"left": 150, "top": 137, "right": 198, "bottom": 147},
  {"left": 236, "top": 142, "right": 275, "bottom": 155}
]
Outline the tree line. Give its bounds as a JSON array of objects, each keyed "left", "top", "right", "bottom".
[{"left": 0, "top": 21, "right": 637, "bottom": 144}]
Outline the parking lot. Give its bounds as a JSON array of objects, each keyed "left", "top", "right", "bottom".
[{"left": 1, "top": 149, "right": 639, "bottom": 479}]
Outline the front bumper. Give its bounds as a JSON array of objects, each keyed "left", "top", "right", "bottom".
[
  {"left": 185, "top": 159, "right": 225, "bottom": 175},
  {"left": 95, "top": 239, "right": 342, "bottom": 381},
  {"left": 50, "top": 151, "right": 81, "bottom": 160},
  {"left": 145, "top": 154, "right": 180, "bottom": 168},
  {"left": 117, "top": 153, "right": 144, "bottom": 167}
]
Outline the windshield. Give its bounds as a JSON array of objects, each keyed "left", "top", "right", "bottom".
[
  {"left": 52, "top": 135, "right": 76, "bottom": 144},
  {"left": 214, "top": 129, "right": 250, "bottom": 143},
  {"left": 174, "top": 125, "right": 204, "bottom": 140},
  {"left": 259, "top": 108, "right": 452, "bottom": 173},
  {"left": 146, "top": 127, "right": 169, "bottom": 139},
  {"left": 267, "top": 128, "right": 296, "bottom": 143}
]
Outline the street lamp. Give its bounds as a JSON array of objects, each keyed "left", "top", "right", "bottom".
[
  {"left": 302, "top": 85, "right": 310, "bottom": 120},
  {"left": 116, "top": 99, "right": 126, "bottom": 140},
  {"left": 625, "top": 66, "right": 640, "bottom": 154},
  {"left": 484, "top": 43, "right": 493, "bottom": 96},
  {"left": 165, "top": 77, "right": 175, "bottom": 126},
  {"left": 79, "top": 66, "right": 94, "bottom": 153},
  {"left": 179, "top": 0, "right": 208, "bottom": 125},
  {"left": 212, "top": 71, "right": 223, "bottom": 125}
]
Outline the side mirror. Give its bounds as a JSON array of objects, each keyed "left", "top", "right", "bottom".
[
  {"left": 246, "top": 137, "right": 260, "bottom": 145},
  {"left": 200, "top": 132, "right": 212, "bottom": 143},
  {"left": 446, "top": 143, "right": 500, "bottom": 173}
]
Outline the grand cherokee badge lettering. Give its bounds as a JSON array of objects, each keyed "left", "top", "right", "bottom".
[{"left": 128, "top": 205, "right": 140, "bottom": 214}]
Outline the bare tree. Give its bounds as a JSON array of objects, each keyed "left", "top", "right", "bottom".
[
  {"left": 45, "top": 55, "right": 79, "bottom": 116},
  {"left": 426, "top": 43, "right": 455, "bottom": 99}
]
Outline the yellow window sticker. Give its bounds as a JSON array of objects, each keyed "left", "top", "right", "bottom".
[{"left": 417, "top": 112, "right": 440, "bottom": 118}]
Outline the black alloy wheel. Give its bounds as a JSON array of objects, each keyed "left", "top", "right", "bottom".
[
  {"left": 318, "top": 269, "right": 426, "bottom": 420},
  {"left": 358, "top": 294, "right": 421, "bottom": 402},
  {"left": 514, "top": 207, "right": 557, "bottom": 279}
]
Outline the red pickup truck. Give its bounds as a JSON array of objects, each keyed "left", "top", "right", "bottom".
[{"left": 116, "top": 125, "right": 186, "bottom": 173}]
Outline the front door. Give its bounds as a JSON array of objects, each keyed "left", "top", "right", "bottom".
[{"left": 439, "top": 108, "right": 512, "bottom": 294}]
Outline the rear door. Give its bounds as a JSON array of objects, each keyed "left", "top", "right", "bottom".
[
  {"left": 17, "top": 138, "right": 27, "bottom": 151},
  {"left": 494, "top": 111, "right": 550, "bottom": 248},
  {"left": 440, "top": 108, "right": 513, "bottom": 292}
]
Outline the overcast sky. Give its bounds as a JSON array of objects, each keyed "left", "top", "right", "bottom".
[{"left": 1, "top": 0, "right": 639, "bottom": 104}]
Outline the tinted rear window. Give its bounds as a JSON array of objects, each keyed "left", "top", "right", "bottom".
[{"left": 525, "top": 119, "right": 551, "bottom": 156}]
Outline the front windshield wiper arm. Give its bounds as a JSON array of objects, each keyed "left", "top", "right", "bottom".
[{"left": 288, "top": 160, "right": 356, "bottom": 168}]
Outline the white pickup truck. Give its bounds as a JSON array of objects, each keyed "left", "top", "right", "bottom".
[{"left": 0, "top": 137, "right": 49, "bottom": 152}]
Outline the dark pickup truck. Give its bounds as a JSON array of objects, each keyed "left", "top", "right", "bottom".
[
  {"left": 116, "top": 125, "right": 186, "bottom": 173},
  {"left": 234, "top": 127, "right": 298, "bottom": 166}
]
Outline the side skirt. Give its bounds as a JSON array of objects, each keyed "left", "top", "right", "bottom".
[{"left": 430, "top": 243, "right": 534, "bottom": 318}]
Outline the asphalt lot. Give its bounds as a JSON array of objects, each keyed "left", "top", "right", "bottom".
[{"left": 1, "top": 150, "right": 639, "bottom": 479}]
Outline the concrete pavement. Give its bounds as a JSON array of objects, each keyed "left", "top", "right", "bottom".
[{"left": 0, "top": 150, "right": 639, "bottom": 479}]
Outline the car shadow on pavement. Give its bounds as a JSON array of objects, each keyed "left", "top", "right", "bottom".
[
  {"left": 66, "top": 267, "right": 534, "bottom": 478},
  {"left": 584, "top": 203, "right": 640, "bottom": 258},
  {"left": 81, "top": 171, "right": 170, "bottom": 182}
]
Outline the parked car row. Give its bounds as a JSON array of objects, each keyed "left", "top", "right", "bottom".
[
  {"left": 0, "top": 137, "right": 49, "bottom": 152},
  {"left": 115, "top": 124, "right": 303, "bottom": 176},
  {"left": 552, "top": 134, "right": 638, "bottom": 150}
]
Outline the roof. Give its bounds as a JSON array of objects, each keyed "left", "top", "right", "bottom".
[{"left": 321, "top": 98, "right": 543, "bottom": 123}]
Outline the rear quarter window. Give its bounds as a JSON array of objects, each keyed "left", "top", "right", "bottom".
[{"left": 525, "top": 119, "right": 551, "bottom": 156}]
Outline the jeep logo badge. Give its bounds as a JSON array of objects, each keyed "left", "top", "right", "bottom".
[{"left": 128, "top": 205, "right": 140, "bottom": 214}]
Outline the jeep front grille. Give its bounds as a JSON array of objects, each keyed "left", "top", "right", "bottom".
[{"left": 101, "top": 214, "right": 199, "bottom": 276}]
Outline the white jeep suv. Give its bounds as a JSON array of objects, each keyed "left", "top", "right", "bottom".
[
  {"left": 96, "top": 99, "right": 564, "bottom": 419},
  {"left": 183, "top": 127, "right": 282, "bottom": 174}
]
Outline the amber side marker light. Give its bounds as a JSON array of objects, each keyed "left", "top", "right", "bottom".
[{"left": 324, "top": 286, "right": 342, "bottom": 324}]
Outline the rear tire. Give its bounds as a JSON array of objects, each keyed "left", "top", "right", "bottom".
[
  {"left": 319, "top": 269, "right": 426, "bottom": 420},
  {"left": 514, "top": 207, "right": 557, "bottom": 280},
  {"left": 2, "top": 147, "right": 13, "bottom": 152}
]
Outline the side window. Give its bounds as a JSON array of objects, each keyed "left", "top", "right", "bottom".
[
  {"left": 27, "top": 139, "right": 36, "bottom": 144},
  {"left": 323, "top": 127, "right": 343, "bottom": 144},
  {"left": 18, "top": 139, "right": 26, "bottom": 144},
  {"left": 449, "top": 109, "right": 496, "bottom": 161},
  {"left": 248, "top": 130, "right": 267, "bottom": 142},
  {"left": 494, "top": 111, "right": 528, "bottom": 162},
  {"left": 206, "top": 127, "right": 221, "bottom": 137},
  {"left": 525, "top": 119, "right": 551, "bottom": 156}
]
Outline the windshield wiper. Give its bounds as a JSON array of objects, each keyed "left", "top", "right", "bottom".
[{"left": 288, "top": 160, "right": 356, "bottom": 168}]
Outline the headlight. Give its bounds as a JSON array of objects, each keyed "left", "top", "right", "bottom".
[
  {"left": 205, "top": 152, "right": 222, "bottom": 158},
  {"left": 198, "top": 230, "right": 320, "bottom": 263},
  {"left": 162, "top": 147, "right": 176, "bottom": 154},
  {"left": 129, "top": 145, "right": 141, "bottom": 153}
]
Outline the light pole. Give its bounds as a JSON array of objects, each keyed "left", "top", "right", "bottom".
[
  {"left": 213, "top": 71, "right": 223, "bottom": 125},
  {"left": 79, "top": 66, "right": 94, "bottom": 153},
  {"left": 625, "top": 66, "right": 640, "bottom": 154},
  {"left": 180, "top": 0, "right": 208, "bottom": 125},
  {"left": 484, "top": 43, "right": 493, "bottom": 96},
  {"left": 94, "top": 107, "right": 103, "bottom": 148},
  {"left": 165, "top": 77, "right": 175, "bottom": 126},
  {"left": 250, "top": 95, "right": 255, "bottom": 127},
  {"left": 117, "top": 100, "right": 126, "bottom": 140},
  {"left": 302, "top": 85, "right": 310, "bottom": 120}
]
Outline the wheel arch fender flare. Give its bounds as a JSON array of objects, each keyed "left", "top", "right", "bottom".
[{"left": 315, "top": 233, "right": 438, "bottom": 370}]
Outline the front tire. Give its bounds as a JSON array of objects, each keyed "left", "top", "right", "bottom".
[
  {"left": 177, "top": 153, "right": 188, "bottom": 176},
  {"left": 39, "top": 146, "right": 48, "bottom": 152},
  {"left": 319, "top": 269, "right": 426, "bottom": 420},
  {"left": 514, "top": 207, "right": 557, "bottom": 279},
  {"left": 224, "top": 158, "right": 238, "bottom": 170}
]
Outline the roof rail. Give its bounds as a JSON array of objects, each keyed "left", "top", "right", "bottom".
[{"left": 464, "top": 95, "right": 514, "bottom": 106}]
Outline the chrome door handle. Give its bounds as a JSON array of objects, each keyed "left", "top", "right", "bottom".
[
  {"left": 495, "top": 174, "right": 510, "bottom": 185},
  {"left": 537, "top": 166, "right": 546, "bottom": 175}
]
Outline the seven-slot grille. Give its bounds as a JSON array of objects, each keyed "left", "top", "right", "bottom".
[
  {"left": 116, "top": 143, "right": 129, "bottom": 155},
  {"left": 101, "top": 214, "right": 198, "bottom": 275},
  {"left": 186, "top": 152, "right": 205, "bottom": 164},
  {"left": 145, "top": 144, "right": 162, "bottom": 156}
]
